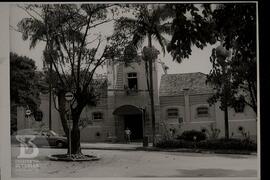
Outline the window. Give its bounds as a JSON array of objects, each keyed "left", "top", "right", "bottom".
[
  {"left": 92, "top": 112, "right": 103, "bottom": 121},
  {"left": 234, "top": 102, "right": 245, "bottom": 113},
  {"left": 35, "top": 110, "right": 43, "bottom": 122},
  {"left": 167, "top": 108, "right": 178, "bottom": 118},
  {"left": 127, "top": 73, "right": 138, "bottom": 90},
  {"left": 197, "top": 107, "right": 209, "bottom": 117}
]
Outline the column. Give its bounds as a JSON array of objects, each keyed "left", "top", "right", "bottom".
[{"left": 184, "top": 90, "right": 190, "bottom": 122}]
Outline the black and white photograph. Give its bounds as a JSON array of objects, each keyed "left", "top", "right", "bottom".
[{"left": 0, "top": 1, "right": 260, "bottom": 179}]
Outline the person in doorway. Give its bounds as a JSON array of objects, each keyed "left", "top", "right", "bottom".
[
  {"left": 169, "top": 128, "right": 173, "bottom": 138},
  {"left": 124, "top": 127, "right": 131, "bottom": 143},
  {"left": 169, "top": 128, "right": 176, "bottom": 139}
]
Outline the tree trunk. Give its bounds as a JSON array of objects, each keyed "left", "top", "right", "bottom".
[
  {"left": 224, "top": 105, "right": 229, "bottom": 139},
  {"left": 57, "top": 91, "right": 69, "bottom": 136},
  {"left": 69, "top": 103, "right": 85, "bottom": 155},
  {"left": 149, "top": 60, "right": 156, "bottom": 146},
  {"left": 11, "top": 103, "right": 18, "bottom": 135},
  {"left": 248, "top": 81, "right": 257, "bottom": 114},
  {"left": 148, "top": 35, "right": 156, "bottom": 146},
  {"left": 57, "top": 91, "right": 81, "bottom": 154},
  {"left": 71, "top": 119, "right": 81, "bottom": 154}
]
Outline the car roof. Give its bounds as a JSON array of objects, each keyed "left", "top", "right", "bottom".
[{"left": 14, "top": 129, "right": 41, "bottom": 135}]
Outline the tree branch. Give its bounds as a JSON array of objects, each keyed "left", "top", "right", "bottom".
[
  {"left": 52, "top": 92, "right": 60, "bottom": 112},
  {"left": 82, "top": 38, "right": 102, "bottom": 85},
  {"left": 76, "top": 15, "right": 92, "bottom": 91},
  {"left": 17, "top": 5, "right": 42, "bottom": 22},
  {"left": 10, "top": 25, "right": 46, "bottom": 42}
]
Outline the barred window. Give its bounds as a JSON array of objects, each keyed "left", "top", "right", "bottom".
[
  {"left": 92, "top": 112, "right": 103, "bottom": 121},
  {"left": 167, "top": 108, "right": 178, "bottom": 118},
  {"left": 197, "top": 107, "right": 209, "bottom": 117}
]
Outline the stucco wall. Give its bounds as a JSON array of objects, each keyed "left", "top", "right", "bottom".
[
  {"left": 17, "top": 94, "right": 64, "bottom": 135},
  {"left": 215, "top": 101, "right": 257, "bottom": 140},
  {"left": 160, "top": 93, "right": 257, "bottom": 140},
  {"left": 79, "top": 103, "right": 108, "bottom": 142}
]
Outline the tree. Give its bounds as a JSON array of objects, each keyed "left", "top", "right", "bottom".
[
  {"left": 206, "top": 45, "right": 235, "bottom": 139},
  {"left": 163, "top": 3, "right": 257, "bottom": 139},
  {"left": 114, "top": 4, "right": 171, "bottom": 146},
  {"left": 17, "top": 4, "right": 120, "bottom": 155},
  {"left": 206, "top": 3, "right": 257, "bottom": 139},
  {"left": 10, "top": 52, "right": 42, "bottom": 134},
  {"left": 210, "top": 4, "right": 257, "bottom": 114},
  {"left": 165, "top": 4, "right": 216, "bottom": 63}
]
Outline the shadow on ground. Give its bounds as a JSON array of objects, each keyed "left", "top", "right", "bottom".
[{"left": 177, "top": 168, "right": 257, "bottom": 177}]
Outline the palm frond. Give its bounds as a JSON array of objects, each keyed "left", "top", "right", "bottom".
[
  {"left": 152, "top": 32, "right": 167, "bottom": 56},
  {"left": 132, "top": 30, "right": 146, "bottom": 50},
  {"left": 17, "top": 18, "right": 47, "bottom": 49}
]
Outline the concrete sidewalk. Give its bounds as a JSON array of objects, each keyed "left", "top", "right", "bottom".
[{"left": 81, "top": 142, "right": 151, "bottom": 150}]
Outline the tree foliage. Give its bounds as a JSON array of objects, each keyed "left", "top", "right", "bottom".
[
  {"left": 210, "top": 4, "right": 257, "bottom": 113},
  {"left": 207, "top": 4, "right": 257, "bottom": 114},
  {"left": 10, "top": 52, "right": 42, "bottom": 133},
  {"left": 165, "top": 4, "right": 216, "bottom": 62},
  {"left": 10, "top": 52, "right": 41, "bottom": 112},
  {"left": 206, "top": 3, "right": 257, "bottom": 138}
]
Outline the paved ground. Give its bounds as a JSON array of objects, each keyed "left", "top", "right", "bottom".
[
  {"left": 11, "top": 145, "right": 258, "bottom": 178},
  {"left": 81, "top": 142, "right": 144, "bottom": 150}
]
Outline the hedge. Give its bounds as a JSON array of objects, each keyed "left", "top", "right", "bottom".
[
  {"left": 156, "top": 138, "right": 257, "bottom": 151},
  {"left": 177, "top": 130, "right": 206, "bottom": 142}
]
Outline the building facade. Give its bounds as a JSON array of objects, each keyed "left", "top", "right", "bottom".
[
  {"left": 16, "top": 59, "right": 257, "bottom": 142},
  {"left": 159, "top": 73, "right": 257, "bottom": 140}
]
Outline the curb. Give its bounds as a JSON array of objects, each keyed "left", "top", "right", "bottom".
[
  {"left": 81, "top": 146, "right": 257, "bottom": 155},
  {"left": 48, "top": 154, "right": 101, "bottom": 161},
  {"left": 136, "top": 147, "right": 257, "bottom": 155},
  {"left": 81, "top": 147, "right": 138, "bottom": 151}
]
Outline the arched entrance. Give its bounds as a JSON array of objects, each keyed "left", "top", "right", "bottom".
[{"left": 113, "top": 105, "right": 144, "bottom": 142}]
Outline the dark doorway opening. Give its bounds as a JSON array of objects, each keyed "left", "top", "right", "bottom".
[{"left": 124, "top": 114, "right": 143, "bottom": 141}]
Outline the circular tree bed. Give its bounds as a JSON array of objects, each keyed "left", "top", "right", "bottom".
[{"left": 48, "top": 153, "right": 101, "bottom": 161}]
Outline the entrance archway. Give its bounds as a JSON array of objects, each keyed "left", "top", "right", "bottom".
[{"left": 113, "top": 105, "right": 144, "bottom": 141}]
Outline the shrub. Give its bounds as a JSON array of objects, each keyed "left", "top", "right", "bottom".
[
  {"left": 156, "top": 138, "right": 257, "bottom": 151},
  {"left": 177, "top": 130, "right": 206, "bottom": 142},
  {"left": 156, "top": 139, "right": 194, "bottom": 149},
  {"left": 197, "top": 138, "right": 257, "bottom": 151},
  {"left": 204, "top": 123, "right": 221, "bottom": 139}
]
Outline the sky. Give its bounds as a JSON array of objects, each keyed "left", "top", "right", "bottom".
[{"left": 9, "top": 4, "right": 218, "bottom": 87}]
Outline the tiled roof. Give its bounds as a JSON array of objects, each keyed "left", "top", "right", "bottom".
[{"left": 159, "top": 72, "right": 213, "bottom": 96}]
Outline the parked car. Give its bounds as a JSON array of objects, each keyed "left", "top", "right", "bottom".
[{"left": 11, "top": 129, "right": 67, "bottom": 148}]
